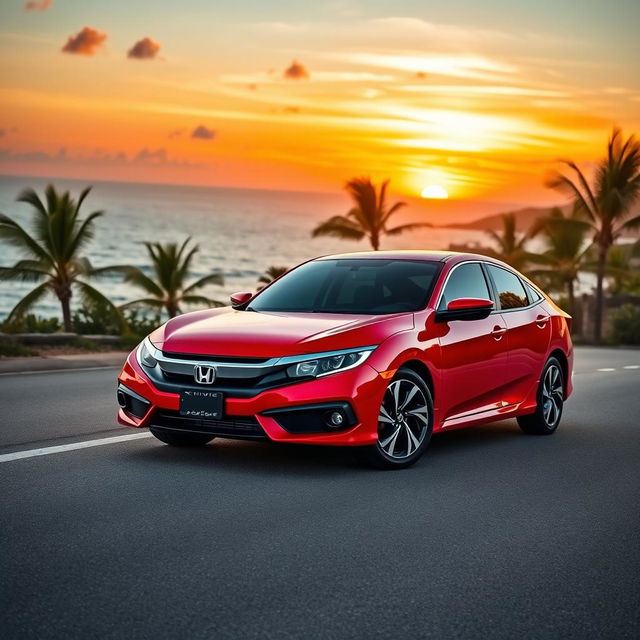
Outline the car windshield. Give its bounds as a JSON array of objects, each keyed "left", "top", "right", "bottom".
[{"left": 249, "top": 259, "right": 441, "bottom": 314}]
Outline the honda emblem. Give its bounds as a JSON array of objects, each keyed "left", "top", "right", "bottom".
[{"left": 193, "top": 364, "right": 216, "bottom": 384}]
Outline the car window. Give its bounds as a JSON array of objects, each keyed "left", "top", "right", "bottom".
[
  {"left": 438, "top": 263, "right": 491, "bottom": 310},
  {"left": 525, "top": 282, "right": 542, "bottom": 304},
  {"left": 486, "top": 265, "right": 529, "bottom": 310},
  {"left": 251, "top": 259, "right": 441, "bottom": 314}
]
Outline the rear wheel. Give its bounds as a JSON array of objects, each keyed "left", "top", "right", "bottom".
[
  {"left": 356, "top": 368, "right": 433, "bottom": 469},
  {"left": 149, "top": 428, "right": 214, "bottom": 447},
  {"left": 517, "top": 357, "right": 564, "bottom": 435}
]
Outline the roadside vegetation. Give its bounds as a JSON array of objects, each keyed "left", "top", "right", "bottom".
[{"left": 0, "top": 128, "right": 638, "bottom": 348}]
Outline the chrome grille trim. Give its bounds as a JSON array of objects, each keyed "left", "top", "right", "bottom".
[{"left": 138, "top": 338, "right": 378, "bottom": 380}]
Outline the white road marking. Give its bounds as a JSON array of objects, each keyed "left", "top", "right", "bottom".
[
  {"left": 0, "top": 432, "right": 153, "bottom": 464},
  {"left": 597, "top": 368, "right": 616, "bottom": 372},
  {"left": 623, "top": 365, "right": 639, "bottom": 370}
]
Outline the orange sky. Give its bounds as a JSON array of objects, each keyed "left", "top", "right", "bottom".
[{"left": 1, "top": 1, "right": 639, "bottom": 206}]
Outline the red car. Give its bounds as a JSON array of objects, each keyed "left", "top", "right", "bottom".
[{"left": 117, "top": 251, "right": 573, "bottom": 469}]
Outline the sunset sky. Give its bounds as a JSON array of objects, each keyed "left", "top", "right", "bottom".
[{"left": 1, "top": 0, "right": 639, "bottom": 204}]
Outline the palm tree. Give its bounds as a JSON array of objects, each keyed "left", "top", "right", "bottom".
[
  {"left": 312, "top": 177, "right": 429, "bottom": 250},
  {"left": 114, "top": 238, "right": 224, "bottom": 318},
  {"left": 527, "top": 207, "right": 591, "bottom": 315},
  {"left": 599, "top": 240, "right": 640, "bottom": 295},
  {"left": 258, "top": 265, "right": 288, "bottom": 288},
  {"left": 0, "top": 185, "right": 122, "bottom": 332},
  {"left": 548, "top": 127, "right": 640, "bottom": 341},
  {"left": 482, "top": 212, "right": 538, "bottom": 271}
]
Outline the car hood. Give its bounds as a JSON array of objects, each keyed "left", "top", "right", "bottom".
[{"left": 150, "top": 307, "right": 413, "bottom": 358}]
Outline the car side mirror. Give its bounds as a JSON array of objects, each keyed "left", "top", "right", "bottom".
[
  {"left": 230, "top": 291, "right": 253, "bottom": 308},
  {"left": 435, "top": 297, "right": 494, "bottom": 322}
]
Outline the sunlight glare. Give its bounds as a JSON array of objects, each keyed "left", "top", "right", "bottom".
[{"left": 421, "top": 185, "right": 449, "bottom": 199}]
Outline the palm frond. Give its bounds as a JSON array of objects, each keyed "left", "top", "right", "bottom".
[
  {"left": 385, "top": 222, "right": 431, "bottom": 236},
  {"left": 183, "top": 272, "right": 225, "bottom": 294},
  {"left": 0, "top": 213, "right": 52, "bottom": 262},
  {"left": 4, "top": 282, "right": 51, "bottom": 322},
  {"left": 119, "top": 266, "right": 164, "bottom": 298},
  {"left": 181, "top": 294, "right": 224, "bottom": 308},
  {"left": 75, "top": 280, "right": 128, "bottom": 332},
  {"left": 312, "top": 216, "right": 365, "bottom": 240}
]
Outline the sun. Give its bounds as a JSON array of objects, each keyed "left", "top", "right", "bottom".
[{"left": 421, "top": 185, "right": 449, "bottom": 199}]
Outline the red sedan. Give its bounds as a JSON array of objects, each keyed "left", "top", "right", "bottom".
[{"left": 117, "top": 251, "right": 573, "bottom": 469}]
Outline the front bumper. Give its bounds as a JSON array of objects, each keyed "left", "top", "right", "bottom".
[{"left": 117, "top": 350, "right": 385, "bottom": 446}]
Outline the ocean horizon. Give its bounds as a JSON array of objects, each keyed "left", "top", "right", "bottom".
[{"left": 0, "top": 173, "right": 529, "bottom": 321}]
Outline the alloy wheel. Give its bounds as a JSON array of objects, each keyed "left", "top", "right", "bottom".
[
  {"left": 377, "top": 379, "right": 429, "bottom": 459},
  {"left": 542, "top": 364, "right": 563, "bottom": 427}
]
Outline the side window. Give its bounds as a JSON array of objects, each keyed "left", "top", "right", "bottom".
[
  {"left": 486, "top": 265, "right": 529, "bottom": 310},
  {"left": 438, "top": 263, "right": 491, "bottom": 310},
  {"left": 525, "top": 282, "right": 542, "bottom": 304}
]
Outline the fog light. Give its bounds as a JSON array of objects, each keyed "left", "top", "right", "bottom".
[
  {"left": 328, "top": 411, "right": 344, "bottom": 427},
  {"left": 117, "top": 390, "right": 126, "bottom": 408}
]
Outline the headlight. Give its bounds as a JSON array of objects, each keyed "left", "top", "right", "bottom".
[
  {"left": 137, "top": 337, "right": 158, "bottom": 368},
  {"left": 284, "top": 346, "right": 376, "bottom": 379}
]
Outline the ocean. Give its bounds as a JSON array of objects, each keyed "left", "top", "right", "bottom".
[{"left": 0, "top": 175, "right": 492, "bottom": 321}]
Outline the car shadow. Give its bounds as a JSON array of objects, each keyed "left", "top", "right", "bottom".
[{"left": 121, "top": 419, "right": 527, "bottom": 476}]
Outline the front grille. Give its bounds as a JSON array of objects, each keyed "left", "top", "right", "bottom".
[
  {"left": 149, "top": 409, "right": 267, "bottom": 440},
  {"left": 162, "top": 351, "right": 271, "bottom": 364},
  {"left": 161, "top": 370, "right": 260, "bottom": 388}
]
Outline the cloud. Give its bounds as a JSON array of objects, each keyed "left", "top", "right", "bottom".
[
  {"left": 168, "top": 128, "right": 185, "bottom": 139},
  {"left": 127, "top": 37, "right": 161, "bottom": 60},
  {"left": 0, "top": 146, "right": 202, "bottom": 168},
  {"left": 62, "top": 26, "right": 107, "bottom": 56},
  {"left": 191, "top": 125, "right": 216, "bottom": 140},
  {"left": 284, "top": 60, "right": 309, "bottom": 79},
  {"left": 25, "top": 0, "right": 52, "bottom": 11}
]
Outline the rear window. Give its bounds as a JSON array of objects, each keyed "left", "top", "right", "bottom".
[{"left": 485, "top": 265, "right": 529, "bottom": 310}]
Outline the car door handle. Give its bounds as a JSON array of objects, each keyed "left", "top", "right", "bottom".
[
  {"left": 491, "top": 326, "right": 507, "bottom": 340},
  {"left": 535, "top": 314, "right": 550, "bottom": 328}
]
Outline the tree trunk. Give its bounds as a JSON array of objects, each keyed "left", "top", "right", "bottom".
[
  {"left": 594, "top": 245, "right": 607, "bottom": 343},
  {"left": 60, "top": 292, "right": 73, "bottom": 332},
  {"left": 166, "top": 300, "right": 178, "bottom": 318},
  {"left": 567, "top": 278, "right": 575, "bottom": 318},
  {"left": 370, "top": 234, "right": 380, "bottom": 251}
]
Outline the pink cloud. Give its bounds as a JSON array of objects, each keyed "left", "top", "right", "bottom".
[
  {"left": 62, "top": 27, "right": 107, "bottom": 56},
  {"left": 191, "top": 125, "right": 216, "bottom": 140},
  {"left": 25, "top": 0, "right": 52, "bottom": 11},
  {"left": 127, "top": 37, "right": 161, "bottom": 60},
  {"left": 283, "top": 60, "right": 310, "bottom": 79}
]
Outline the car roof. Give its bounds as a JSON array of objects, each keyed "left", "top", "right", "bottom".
[{"left": 316, "top": 250, "right": 506, "bottom": 266}]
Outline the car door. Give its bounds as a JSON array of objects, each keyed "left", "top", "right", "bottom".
[
  {"left": 484, "top": 264, "right": 551, "bottom": 404},
  {"left": 436, "top": 262, "right": 510, "bottom": 424}
]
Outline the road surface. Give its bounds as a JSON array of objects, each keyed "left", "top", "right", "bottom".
[{"left": 1, "top": 347, "right": 639, "bottom": 639}]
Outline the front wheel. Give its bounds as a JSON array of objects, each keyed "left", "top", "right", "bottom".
[
  {"left": 149, "top": 428, "right": 214, "bottom": 447},
  {"left": 356, "top": 368, "right": 433, "bottom": 469},
  {"left": 517, "top": 357, "right": 564, "bottom": 435}
]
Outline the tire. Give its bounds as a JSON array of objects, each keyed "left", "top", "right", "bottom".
[
  {"left": 356, "top": 368, "right": 433, "bottom": 469},
  {"left": 517, "top": 356, "right": 564, "bottom": 435},
  {"left": 149, "top": 428, "right": 214, "bottom": 447}
]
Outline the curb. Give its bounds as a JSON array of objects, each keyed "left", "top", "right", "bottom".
[{"left": 0, "top": 352, "right": 127, "bottom": 375}]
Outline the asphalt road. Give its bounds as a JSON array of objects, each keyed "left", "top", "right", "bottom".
[{"left": 1, "top": 347, "right": 639, "bottom": 639}]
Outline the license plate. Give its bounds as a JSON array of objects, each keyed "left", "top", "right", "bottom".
[{"left": 179, "top": 390, "right": 223, "bottom": 419}]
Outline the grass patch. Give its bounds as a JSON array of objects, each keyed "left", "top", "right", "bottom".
[{"left": 0, "top": 340, "right": 39, "bottom": 357}]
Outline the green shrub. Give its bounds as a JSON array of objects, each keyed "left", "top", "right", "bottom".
[
  {"left": 123, "top": 309, "right": 162, "bottom": 339},
  {"left": 2, "top": 314, "right": 61, "bottom": 334},
  {"left": 72, "top": 301, "right": 121, "bottom": 335},
  {"left": 0, "top": 340, "right": 38, "bottom": 357},
  {"left": 609, "top": 304, "right": 640, "bottom": 345}
]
